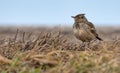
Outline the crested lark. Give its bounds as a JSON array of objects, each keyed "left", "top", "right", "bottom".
[{"left": 72, "top": 14, "right": 102, "bottom": 42}]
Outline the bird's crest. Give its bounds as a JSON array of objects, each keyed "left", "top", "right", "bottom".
[{"left": 71, "top": 14, "right": 85, "bottom": 18}]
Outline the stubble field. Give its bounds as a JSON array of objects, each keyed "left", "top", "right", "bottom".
[{"left": 0, "top": 26, "right": 120, "bottom": 73}]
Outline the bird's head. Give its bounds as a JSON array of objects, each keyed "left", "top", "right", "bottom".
[{"left": 71, "top": 14, "right": 88, "bottom": 23}]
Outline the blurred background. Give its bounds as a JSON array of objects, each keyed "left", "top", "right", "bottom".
[{"left": 0, "top": 0, "right": 120, "bottom": 26}]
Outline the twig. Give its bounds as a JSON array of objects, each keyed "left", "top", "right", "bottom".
[
  {"left": 22, "top": 32, "right": 25, "bottom": 43},
  {"left": 14, "top": 29, "right": 19, "bottom": 41}
]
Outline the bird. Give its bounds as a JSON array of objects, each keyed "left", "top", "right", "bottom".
[{"left": 71, "top": 14, "right": 103, "bottom": 43}]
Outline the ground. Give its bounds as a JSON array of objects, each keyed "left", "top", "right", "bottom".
[{"left": 0, "top": 26, "right": 120, "bottom": 73}]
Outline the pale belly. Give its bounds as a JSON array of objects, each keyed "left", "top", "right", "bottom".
[{"left": 73, "top": 28, "right": 96, "bottom": 42}]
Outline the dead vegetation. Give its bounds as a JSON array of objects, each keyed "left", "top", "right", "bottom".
[{"left": 0, "top": 26, "right": 120, "bottom": 73}]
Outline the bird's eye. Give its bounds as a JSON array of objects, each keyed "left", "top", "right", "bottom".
[{"left": 80, "top": 16, "right": 84, "bottom": 19}]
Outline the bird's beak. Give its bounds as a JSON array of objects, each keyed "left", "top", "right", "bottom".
[{"left": 71, "top": 16, "right": 75, "bottom": 18}]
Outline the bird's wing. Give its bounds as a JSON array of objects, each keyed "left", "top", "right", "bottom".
[
  {"left": 87, "top": 22, "right": 98, "bottom": 36},
  {"left": 86, "top": 22, "right": 95, "bottom": 29}
]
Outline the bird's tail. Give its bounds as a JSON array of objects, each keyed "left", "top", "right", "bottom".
[{"left": 96, "top": 36, "right": 103, "bottom": 41}]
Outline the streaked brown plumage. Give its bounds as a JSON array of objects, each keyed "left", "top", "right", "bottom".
[{"left": 72, "top": 14, "right": 102, "bottom": 42}]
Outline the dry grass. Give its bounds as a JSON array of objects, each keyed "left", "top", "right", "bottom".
[{"left": 0, "top": 26, "right": 120, "bottom": 73}]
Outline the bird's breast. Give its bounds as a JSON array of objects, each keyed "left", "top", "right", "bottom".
[{"left": 73, "top": 27, "right": 95, "bottom": 42}]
